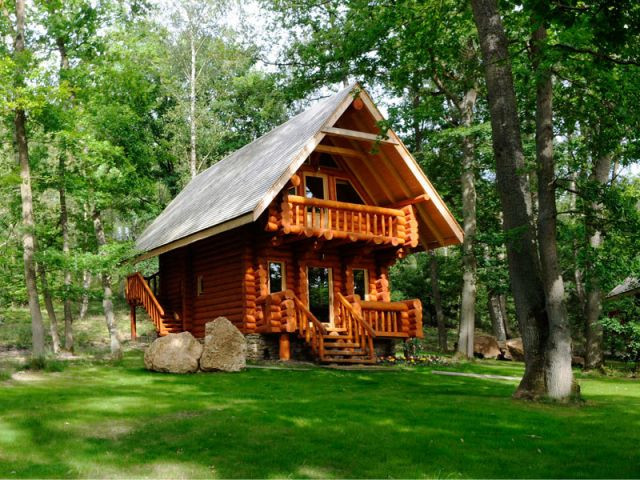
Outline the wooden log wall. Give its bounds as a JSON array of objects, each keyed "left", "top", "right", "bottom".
[
  {"left": 159, "top": 248, "right": 186, "bottom": 318},
  {"left": 158, "top": 228, "right": 248, "bottom": 337}
]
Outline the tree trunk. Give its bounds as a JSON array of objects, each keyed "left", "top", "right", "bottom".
[
  {"left": 93, "top": 210, "right": 122, "bottom": 360},
  {"left": 488, "top": 293, "right": 507, "bottom": 342},
  {"left": 498, "top": 294, "right": 511, "bottom": 338},
  {"left": 532, "top": 25, "right": 574, "bottom": 399},
  {"left": 569, "top": 171, "right": 587, "bottom": 310},
  {"left": 584, "top": 154, "right": 612, "bottom": 370},
  {"left": 57, "top": 37, "right": 75, "bottom": 353},
  {"left": 429, "top": 251, "right": 448, "bottom": 352},
  {"left": 78, "top": 270, "right": 92, "bottom": 322},
  {"left": 189, "top": 29, "right": 197, "bottom": 178},
  {"left": 471, "top": 0, "right": 549, "bottom": 399},
  {"left": 14, "top": 0, "right": 46, "bottom": 362},
  {"left": 457, "top": 89, "right": 478, "bottom": 359},
  {"left": 38, "top": 265, "right": 60, "bottom": 354}
]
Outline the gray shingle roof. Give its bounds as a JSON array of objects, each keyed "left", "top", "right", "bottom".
[{"left": 135, "top": 84, "right": 356, "bottom": 253}]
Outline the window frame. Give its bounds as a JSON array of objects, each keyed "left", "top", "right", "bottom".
[
  {"left": 267, "top": 260, "right": 287, "bottom": 294},
  {"left": 196, "top": 275, "right": 204, "bottom": 296},
  {"left": 352, "top": 268, "right": 369, "bottom": 300},
  {"left": 334, "top": 177, "right": 366, "bottom": 205},
  {"left": 303, "top": 172, "right": 329, "bottom": 200}
]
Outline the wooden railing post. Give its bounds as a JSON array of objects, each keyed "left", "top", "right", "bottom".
[
  {"left": 279, "top": 333, "right": 291, "bottom": 361},
  {"left": 130, "top": 303, "right": 137, "bottom": 341}
]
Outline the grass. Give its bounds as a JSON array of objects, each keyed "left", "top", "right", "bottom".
[{"left": 0, "top": 352, "right": 639, "bottom": 479}]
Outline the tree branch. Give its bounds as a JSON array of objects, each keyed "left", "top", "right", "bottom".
[{"left": 553, "top": 43, "right": 640, "bottom": 66}]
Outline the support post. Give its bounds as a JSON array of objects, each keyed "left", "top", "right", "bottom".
[
  {"left": 130, "top": 304, "right": 137, "bottom": 341},
  {"left": 279, "top": 333, "right": 291, "bottom": 361}
]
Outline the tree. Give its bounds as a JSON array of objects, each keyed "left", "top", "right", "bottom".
[
  {"left": 7, "top": 0, "right": 47, "bottom": 362},
  {"left": 470, "top": 0, "right": 556, "bottom": 398}
]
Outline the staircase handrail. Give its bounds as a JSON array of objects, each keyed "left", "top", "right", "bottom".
[
  {"left": 126, "top": 272, "right": 166, "bottom": 319},
  {"left": 292, "top": 296, "right": 328, "bottom": 336},
  {"left": 337, "top": 293, "right": 376, "bottom": 337}
]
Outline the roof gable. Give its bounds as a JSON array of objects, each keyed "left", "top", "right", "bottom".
[{"left": 135, "top": 84, "right": 463, "bottom": 259}]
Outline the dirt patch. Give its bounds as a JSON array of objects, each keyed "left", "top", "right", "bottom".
[{"left": 10, "top": 371, "right": 51, "bottom": 382}]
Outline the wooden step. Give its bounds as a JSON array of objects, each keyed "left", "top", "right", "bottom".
[
  {"left": 324, "top": 349, "right": 369, "bottom": 356},
  {"left": 323, "top": 341, "right": 361, "bottom": 348},
  {"left": 320, "top": 356, "right": 376, "bottom": 364}
]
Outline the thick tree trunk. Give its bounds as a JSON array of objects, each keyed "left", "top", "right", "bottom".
[
  {"left": 14, "top": 0, "right": 46, "bottom": 362},
  {"left": 189, "top": 29, "right": 197, "bottom": 178},
  {"left": 38, "top": 265, "right": 60, "bottom": 354},
  {"left": 429, "top": 251, "right": 448, "bottom": 352},
  {"left": 532, "top": 26, "right": 574, "bottom": 399},
  {"left": 78, "top": 270, "right": 92, "bottom": 322},
  {"left": 93, "top": 210, "right": 122, "bottom": 360},
  {"left": 488, "top": 293, "right": 507, "bottom": 342},
  {"left": 471, "top": 0, "right": 549, "bottom": 399},
  {"left": 584, "top": 154, "right": 611, "bottom": 370},
  {"left": 457, "top": 89, "right": 478, "bottom": 359}
]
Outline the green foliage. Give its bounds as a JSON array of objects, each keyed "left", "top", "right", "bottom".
[{"left": 602, "top": 297, "right": 640, "bottom": 364}]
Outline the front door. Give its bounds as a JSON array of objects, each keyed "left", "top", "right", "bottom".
[{"left": 307, "top": 266, "right": 333, "bottom": 325}]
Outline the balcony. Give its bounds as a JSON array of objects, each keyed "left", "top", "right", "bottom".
[{"left": 267, "top": 194, "right": 419, "bottom": 247}]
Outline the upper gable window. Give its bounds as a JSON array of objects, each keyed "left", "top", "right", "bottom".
[
  {"left": 318, "top": 153, "right": 339, "bottom": 169},
  {"left": 336, "top": 179, "right": 364, "bottom": 205}
]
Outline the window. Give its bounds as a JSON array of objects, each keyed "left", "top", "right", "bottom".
[
  {"left": 318, "top": 153, "right": 339, "bottom": 168},
  {"left": 268, "top": 261, "right": 285, "bottom": 293},
  {"left": 336, "top": 179, "right": 364, "bottom": 204},
  {"left": 304, "top": 175, "right": 326, "bottom": 199},
  {"left": 288, "top": 186, "right": 297, "bottom": 196},
  {"left": 197, "top": 275, "right": 204, "bottom": 296},
  {"left": 353, "top": 269, "right": 368, "bottom": 300}
]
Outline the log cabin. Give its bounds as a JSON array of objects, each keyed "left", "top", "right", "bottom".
[{"left": 126, "top": 83, "right": 463, "bottom": 364}]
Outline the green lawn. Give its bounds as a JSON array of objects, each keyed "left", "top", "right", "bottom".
[{"left": 1, "top": 353, "right": 639, "bottom": 479}]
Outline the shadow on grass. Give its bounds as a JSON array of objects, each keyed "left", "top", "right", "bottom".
[{"left": 0, "top": 352, "right": 639, "bottom": 478}]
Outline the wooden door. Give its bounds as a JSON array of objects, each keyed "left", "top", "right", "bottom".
[{"left": 307, "top": 266, "right": 333, "bottom": 325}]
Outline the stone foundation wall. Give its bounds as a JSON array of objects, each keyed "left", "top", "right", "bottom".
[
  {"left": 374, "top": 339, "right": 399, "bottom": 357},
  {"left": 245, "top": 334, "right": 279, "bottom": 361},
  {"left": 246, "top": 334, "right": 401, "bottom": 362}
]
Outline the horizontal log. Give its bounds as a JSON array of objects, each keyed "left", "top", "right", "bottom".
[{"left": 360, "top": 300, "right": 408, "bottom": 311}]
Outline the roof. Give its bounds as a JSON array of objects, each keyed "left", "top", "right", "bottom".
[
  {"left": 135, "top": 84, "right": 356, "bottom": 254},
  {"left": 606, "top": 277, "right": 640, "bottom": 301},
  {"left": 135, "top": 83, "right": 463, "bottom": 259}
]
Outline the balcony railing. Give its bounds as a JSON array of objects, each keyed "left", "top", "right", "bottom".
[{"left": 270, "top": 194, "right": 416, "bottom": 246}]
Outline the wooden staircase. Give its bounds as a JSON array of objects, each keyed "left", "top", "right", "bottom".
[
  {"left": 258, "top": 290, "right": 377, "bottom": 364},
  {"left": 126, "top": 272, "right": 183, "bottom": 336}
]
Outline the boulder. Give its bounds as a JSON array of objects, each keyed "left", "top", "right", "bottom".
[
  {"left": 200, "top": 317, "right": 246, "bottom": 372},
  {"left": 144, "top": 331, "right": 202, "bottom": 373},
  {"left": 506, "top": 338, "right": 524, "bottom": 362},
  {"left": 473, "top": 334, "right": 501, "bottom": 359}
]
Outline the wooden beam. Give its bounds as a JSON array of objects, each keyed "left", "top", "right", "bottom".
[
  {"left": 387, "top": 193, "right": 430, "bottom": 209},
  {"left": 314, "top": 144, "right": 365, "bottom": 159},
  {"left": 321, "top": 127, "right": 398, "bottom": 145}
]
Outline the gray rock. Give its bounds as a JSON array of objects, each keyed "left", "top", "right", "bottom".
[
  {"left": 144, "top": 332, "right": 202, "bottom": 373},
  {"left": 200, "top": 317, "right": 246, "bottom": 372}
]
